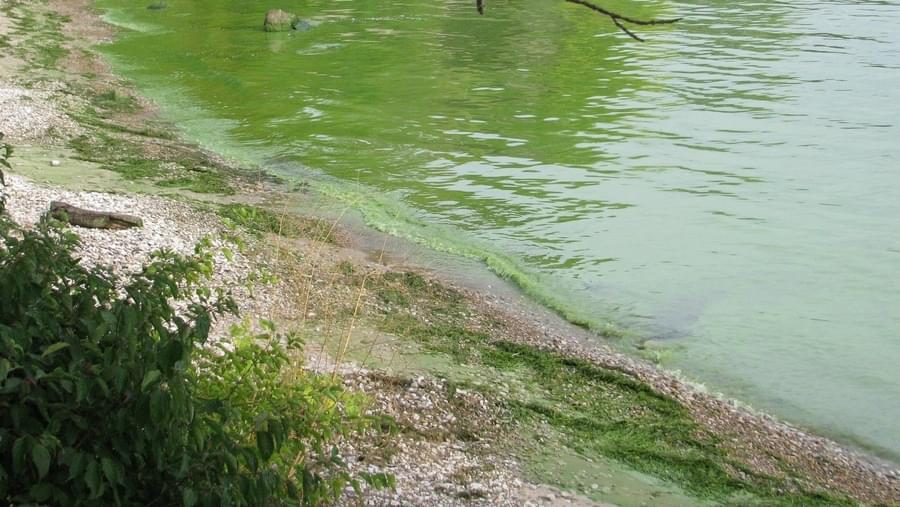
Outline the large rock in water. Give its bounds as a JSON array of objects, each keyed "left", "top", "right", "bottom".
[{"left": 263, "top": 9, "right": 298, "bottom": 32}]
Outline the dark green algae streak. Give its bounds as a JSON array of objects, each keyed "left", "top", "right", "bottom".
[{"left": 328, "top": 270, "right": 860, "bottom": 506}]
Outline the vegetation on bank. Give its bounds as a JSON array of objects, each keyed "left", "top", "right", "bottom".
[
  {"left": 348, "top": 269, "right": 857, "bottom": 506},
  {"left": 217, "top": 203, "right": 337, "bottom": 244},
  {"left": 0, "top": 199, "right": 391, "bottom": 505},
  {"left": 0, "top": 133, "right": 11, "bottom": 184},
  {"left": 1, "top": 4, "right": 69, "bottom": 71}
]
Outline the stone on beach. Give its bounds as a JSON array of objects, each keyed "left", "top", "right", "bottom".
[{"left": 263, "top": 9, "right": 298, "bottom": 32}]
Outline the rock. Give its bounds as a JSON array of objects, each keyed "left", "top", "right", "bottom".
[
  {"left": 292, "top": 19, "right": 312, "bottom": 32},
  {"left": 263, "top": 9, "right": 298, "bottom": 32},
  {"left": 51, "top": 159, "right": 60, "bottom": 167}
]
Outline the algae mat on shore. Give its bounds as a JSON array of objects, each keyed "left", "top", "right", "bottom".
[
  {"left": 306, "top": 269, "right": 856, "bottom": 506},
  {"left": 92, "top": 0, "right": 900, "bottom": 463}
]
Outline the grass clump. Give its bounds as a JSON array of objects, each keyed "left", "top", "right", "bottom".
[
  {"left": 0, "top": 215, "right": 391, "bottom": 505},
  {"left": 157, "top": 169, "right": 235, "bottom": 195},
  {"left": 91, "top": 90, "right": 139, "bottom": 116},
  {"left": 218, "top": 203, "right": 337, "bottom": 242},
  {"left": 368, "top": 270, "right": 464, "bottom": 311}
]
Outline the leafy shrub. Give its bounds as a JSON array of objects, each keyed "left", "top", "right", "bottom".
[{"left": 0, "top": 216, "right": 389, "bottom": 505}]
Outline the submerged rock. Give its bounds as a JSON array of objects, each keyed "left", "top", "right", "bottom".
[
  {"left": 292, "top": 19, "right": 312, "bottom": 32},
  {"left": 263, "top": 9, "right": 298, "bottom": 32}
]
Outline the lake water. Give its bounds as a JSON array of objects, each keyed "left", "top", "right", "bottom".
[{"left": 95, "top": 0, "right": 900, "bottom": 461}]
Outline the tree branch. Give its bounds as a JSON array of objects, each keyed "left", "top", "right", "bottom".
[
  {"left": 476, "top": 0, "right": 681, "bottom": 41},
  {"left": 564, "top": 0, "right": 681, "bottom": 41},
  {"left": 611, "top": 15, "right": 643, "bottom": 42}
]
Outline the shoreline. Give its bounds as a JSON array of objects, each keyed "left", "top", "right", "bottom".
[{"left": 2, "top": 0, "right": 899, "bottom": 505}]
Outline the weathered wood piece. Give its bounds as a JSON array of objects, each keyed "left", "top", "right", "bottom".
[{"left": 49, "top": 201, "right": 143, "bottom": 229}]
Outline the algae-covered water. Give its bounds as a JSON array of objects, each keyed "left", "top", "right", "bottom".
[{"left": 94, "top": 0, "right": 900, "bottom": 461}]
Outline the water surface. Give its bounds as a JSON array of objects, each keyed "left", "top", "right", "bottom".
[{"left": 95, "top": 0, "right": 900, "bottom": 461}]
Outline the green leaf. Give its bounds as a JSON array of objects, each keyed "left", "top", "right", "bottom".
[
  {"left": 0, "top": 377, "right": 22, "bottom": 394},
  {"left": 32, "top": 443, "right": 51, "bottom": 479},
  {"left": 286, "top": 480, "right": 299, "bottom": 499},
  {"left": 150, "top": 389, "right": 169, "bottom": 425},
  {"left": 67, "top": 451, "right": 85, "bottom": 481},
  {"left": 256, "top": 430, "right": 274, "bottom": 460},
  {"left": 101, "top": 457, "right": 118, "bottom": 485},
  {"left": 224, "top": 452, "right": 237, "bottom": 474},
  {"left": 29, "top": 482, "right": 53, "bottom": 502},
  {"left": 0, "top": 358, "right": 10, "bottom": 380},
  {"left": 12, "top": 436, "right": 28, "bottom": 474},
  {"left": 96, "top": 377, "right": 110, "bottom": 397},
  {"left": 269, "top": 419, "right": 285, "bottom": 448},
  {"left": 160, "top": 340, "right": 183, "bottom": 371},
  {"left": 141, "top": 369, "right": 161, "bottom": 391},
  {"left": 75, "top": 378, "right": 89, "bottom": 402},
  {"left": 177, "top": 452, "right": 190, "bottom": 478},
  {"left": 183, "top": 487, "right": 198, "bottom": 507},
  {"left": 85, "top": 459, "right": 100, "bottom": 497},
  {"left": 41, "top": 342, "right": 70, "bottom": 357}
]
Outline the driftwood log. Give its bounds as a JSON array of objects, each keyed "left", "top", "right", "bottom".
[{"left": 49, "top": 201, "right": 143, "bottom": 229}]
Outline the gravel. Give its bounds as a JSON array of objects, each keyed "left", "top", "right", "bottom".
[
  {"left": 0, "top": 82, "right": 82, "bottom": 144},
  {"left": 0, "top": 173, "right": 283, "bottom": 341},
  {"left": 312, "top": 358, "right": 605, "bottom": 507}
]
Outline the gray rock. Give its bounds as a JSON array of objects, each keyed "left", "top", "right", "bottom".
[
  {"left": 292, "top": 19, "right": 312, "bottom": 32},
  {"left": 263, "top": 9, "right": 298, "bottom": 32}
]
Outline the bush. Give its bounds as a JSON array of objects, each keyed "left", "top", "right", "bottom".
[{"left": 0, "top": 216, "right": 389, "bottom": 505}]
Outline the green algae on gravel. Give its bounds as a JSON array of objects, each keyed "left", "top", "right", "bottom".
[
  {"left": 360, "top": 271, "right": 855, "bottom": 506},
  {"left": 68, "top": 127, "right": 236, "bottom": 195},
  {"left": 2, "top": 5, "right": 69, "bottom": 71},
  {"left": 217, "top": 203, "right": 338, "bottom": 242}
]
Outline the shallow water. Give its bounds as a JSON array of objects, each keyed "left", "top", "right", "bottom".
[{"left": 94, "top": 0, "right": 900, "bottom": 461}]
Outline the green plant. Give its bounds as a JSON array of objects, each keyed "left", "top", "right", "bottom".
[
  {"left": 0, "top": 217, "right": 390, "bottom": 505},
  {"left": 157, "top": 170, "right": 235, "bottom": 195},
  {"left": 0, "top": 132, "right": 11, "bottom": 188},
  {"left": 91, "top": 90, "right": 139, "bottom": 116},
  {"left": 218, "top": 203, "right": 336, "bottom": 242}
]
